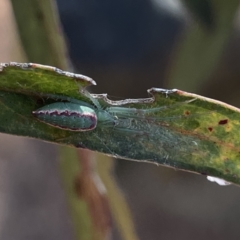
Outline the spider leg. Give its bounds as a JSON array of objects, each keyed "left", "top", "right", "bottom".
[
  {"left": 106, "top": 98, "right": 196, "bottom": 119},
  {"left": 78, "top": 87, "right": 103, "bottom": 110},
  {"left": 38, "top": 93, "right": 95, "bottom": 109}
]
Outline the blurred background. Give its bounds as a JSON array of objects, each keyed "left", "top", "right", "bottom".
[{"left": 1, "top": 0, "right": 240, "bottom": 239}]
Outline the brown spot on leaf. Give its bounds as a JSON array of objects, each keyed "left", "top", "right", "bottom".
[
  {"left": 208, "top": 127, "right": 213, "bottom": 132},
  {"left": 218, "top": 119, "right": 228, "bottom": 125},
  {"left": 184, "top": 110, "right": 190, "bottom": 115}
]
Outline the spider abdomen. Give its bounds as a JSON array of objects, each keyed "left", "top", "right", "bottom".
[{"left": 32, "top": 102, "right": 97, "bottom": 131}]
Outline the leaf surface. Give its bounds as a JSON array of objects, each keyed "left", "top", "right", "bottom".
[{"left": 1, "top": 62, "right": 240, "bottom": 184}]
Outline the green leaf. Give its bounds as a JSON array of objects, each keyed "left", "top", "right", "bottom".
[{"left": 1, "top": 62, "right": 240, "bottom": 184}]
